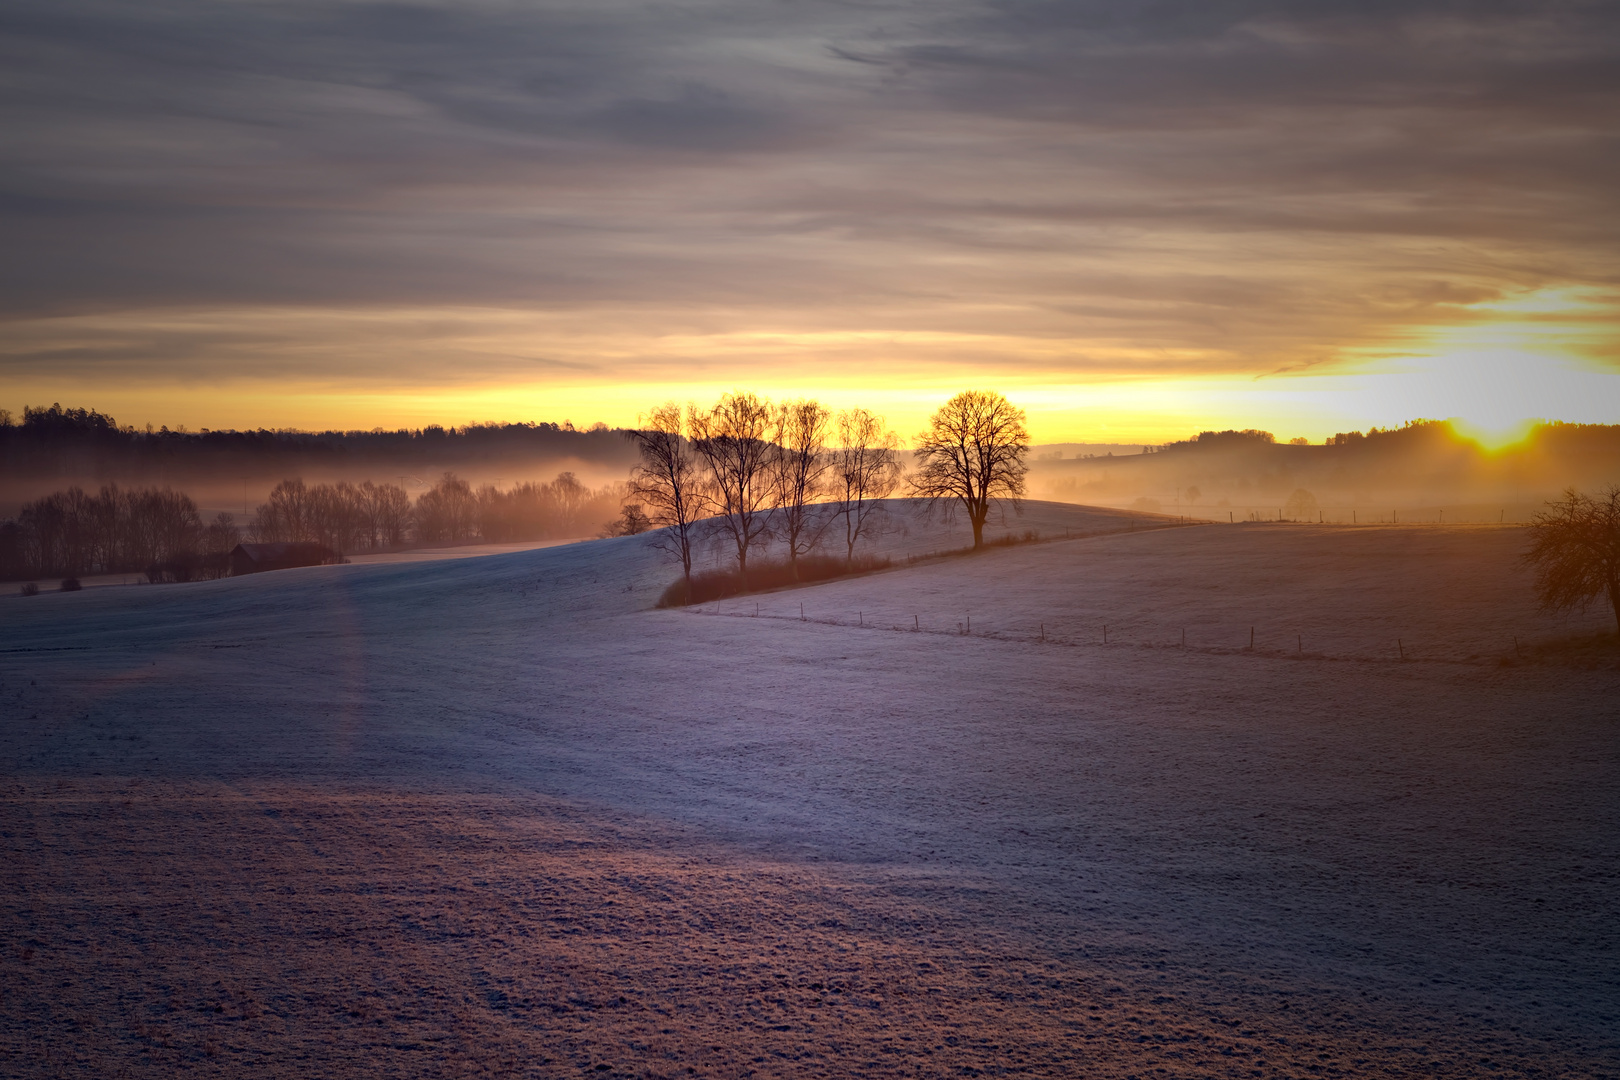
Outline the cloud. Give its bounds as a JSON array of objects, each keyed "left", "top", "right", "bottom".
[{"left": 0, "top": 0, "right": 1615, "bottom": 403}]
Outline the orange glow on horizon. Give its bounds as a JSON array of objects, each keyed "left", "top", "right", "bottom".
[{"left": 3, "top": 288, "right": 1615, "bottom": 443}]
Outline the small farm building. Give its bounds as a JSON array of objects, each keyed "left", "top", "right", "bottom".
[{"left": 229, "top": 543, "right": 339, "bottom": 576}]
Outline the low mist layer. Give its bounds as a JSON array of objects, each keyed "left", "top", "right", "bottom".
[
  {"left": 1033, "top": 421, "right": 1620, "bottom": 522},
  {"left": 0, "top": 405, "right": 640, "bottom": 520}
]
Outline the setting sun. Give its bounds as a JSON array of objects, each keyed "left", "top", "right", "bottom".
[{"left": 1450, "top": 416, "right": 1540, "bottom": 454}]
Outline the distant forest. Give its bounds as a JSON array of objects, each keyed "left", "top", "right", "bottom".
[
  {"left": 1162, "top": 420, "right": 1620, "bottom": 455},
  {"left": 0, "top": 403, "right": 640, "bottom": 489}
]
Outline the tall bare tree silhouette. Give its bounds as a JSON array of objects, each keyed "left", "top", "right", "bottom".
[
  {"left": 909, "top": 391, "right": 1030, "bottom": 549},
  {"left": 771, "top": 399, "right": 833, "bottom": 581},
  {"left": 690, "top": 392, "right": 776, "bottom": 587},
  {"left": 832, "top": 407, "right": 902, "bottom": 565},
  {"left": 627, "top": 403, "right": 711, "bottom": 598}
]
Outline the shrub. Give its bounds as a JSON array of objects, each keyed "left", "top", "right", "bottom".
[
  {"left": 986, "top": 529, "right": 1040, "bottom": 548},
  {"left": 1523, "top": 486, "right": 1620, "bottom": 635},
  {"left": 59, "top": 577, "right": 81, "bottom": 592},
  {"left": 19, "top": 582, "right": 38, "bottom": 596},
  {"left": 1284, "top": 488, "right": 1319, "bottom": 520},
  {"left": 657, "top": 553, "right": 891, "bottom": 607}
]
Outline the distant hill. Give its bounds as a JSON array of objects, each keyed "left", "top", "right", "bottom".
[{"left": 1030, "top": 420, "right": 1620, "bottom": 522}]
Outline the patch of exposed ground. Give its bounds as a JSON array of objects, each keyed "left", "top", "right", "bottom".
[{"left": 3, "top": 784, "right": 1605, "bottom": 1079}]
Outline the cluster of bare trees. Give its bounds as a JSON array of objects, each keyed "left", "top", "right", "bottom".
[
  {"left": 627, "top": 389, "right": 1030, "bottom": 597},
  {"left": 251, "top": 479, "right": 412, "bottom": 551},
  {"left": 0, "top": 485, "right": 240, "bottom": 580},
  {"left": 468, "top": 473, "right": 619, "bottom": 543},
  {"left": 0, "top": 468, "right": 633, "bottom": 582},
  {"left": 250, "top": 472, "right": 626, "bottom": 550},
  {"left": 628, "top": 394, "right": 907, "bottom": 596}
]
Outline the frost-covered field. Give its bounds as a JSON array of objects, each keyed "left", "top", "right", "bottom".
[{"left": 1, "top": 501, "right": 1615, "bottom": 1078}]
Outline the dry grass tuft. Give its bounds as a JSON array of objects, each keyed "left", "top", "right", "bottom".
[{"left": 657, "top": 553, "right": 891, "bottom": 607}]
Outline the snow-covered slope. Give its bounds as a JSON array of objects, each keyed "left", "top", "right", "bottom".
[{"left": 2, "top": 501, "right": 1615, "bottom": 1071}]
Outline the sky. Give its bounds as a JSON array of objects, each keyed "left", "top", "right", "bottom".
[{"left": 1, "top": 0, "right": 1617, "bottom": 443}]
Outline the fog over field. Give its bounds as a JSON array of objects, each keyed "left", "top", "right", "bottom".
[
  {"left": 2, "top": 503, "right": 1615, "bottom": 1077},
  {"left": 1029, "top": 423, "right": 1620, "bottom": 524},
  {"left": 0, "top": 409, "right": 641, "bottom": 522}
]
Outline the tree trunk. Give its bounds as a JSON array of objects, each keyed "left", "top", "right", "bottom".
[{"left": 971, "top": 515, "right": 985, "bottom": 549}]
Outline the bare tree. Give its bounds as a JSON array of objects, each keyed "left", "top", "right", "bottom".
[
  {"left": 355, "top": 481, "right": 391, "bottom": 550},
  {"left": 690, "top": 391, "right": 776, "bottom": 586},
  {"left": 372, "top": 482, "right": 412, "bottom": 547},
  {"left": 1523, "top": 485, "right": 1620, "bottom": 635},
  {"left": 203, "top": 512, "right": 240, "bottom": 555},
  {"left": 771, "top": 399, "right": 833, "bottom": 580},
  {"left": 627, "top": 403, "right": 711, "bottom": 596},
  {"left": 550, "top": 472, "right": 590, "bottom": 535},
  {"left": 253, "top": 479, "right": 313, "bottom": 542},
  {"left": 415, "top": 472, "right": 479, "bottom": 542},
  {"left": 909, "top": 390, "right": 1030, "bottom": 549},
  {"left": 309, "top": 481, "right": 363, "bottom": 556},
  {"left": 198, "top": 513, "right": 241, "bottom": 579},
  {"left": 602, "top": 502, "right": 653, "bottom": 537},
  {"left": 831, "top": 407, "right": 902, "bottom": 564}
]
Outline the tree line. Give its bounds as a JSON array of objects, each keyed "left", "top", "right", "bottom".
[
  {"left": 1, "top": 470, "right": 630, "bottom": 582},
  {"left": 627, "top": 389, "right": 1030, "bottom": 599},
  {"left": 250, "top": 472, "right": 626, "bottom": 548},
  {"left": 0, "top": 485, "right": 240, "bottom": 582},
  {"left": 0, "top": 403, "right": 639, "bottom": 486}
]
